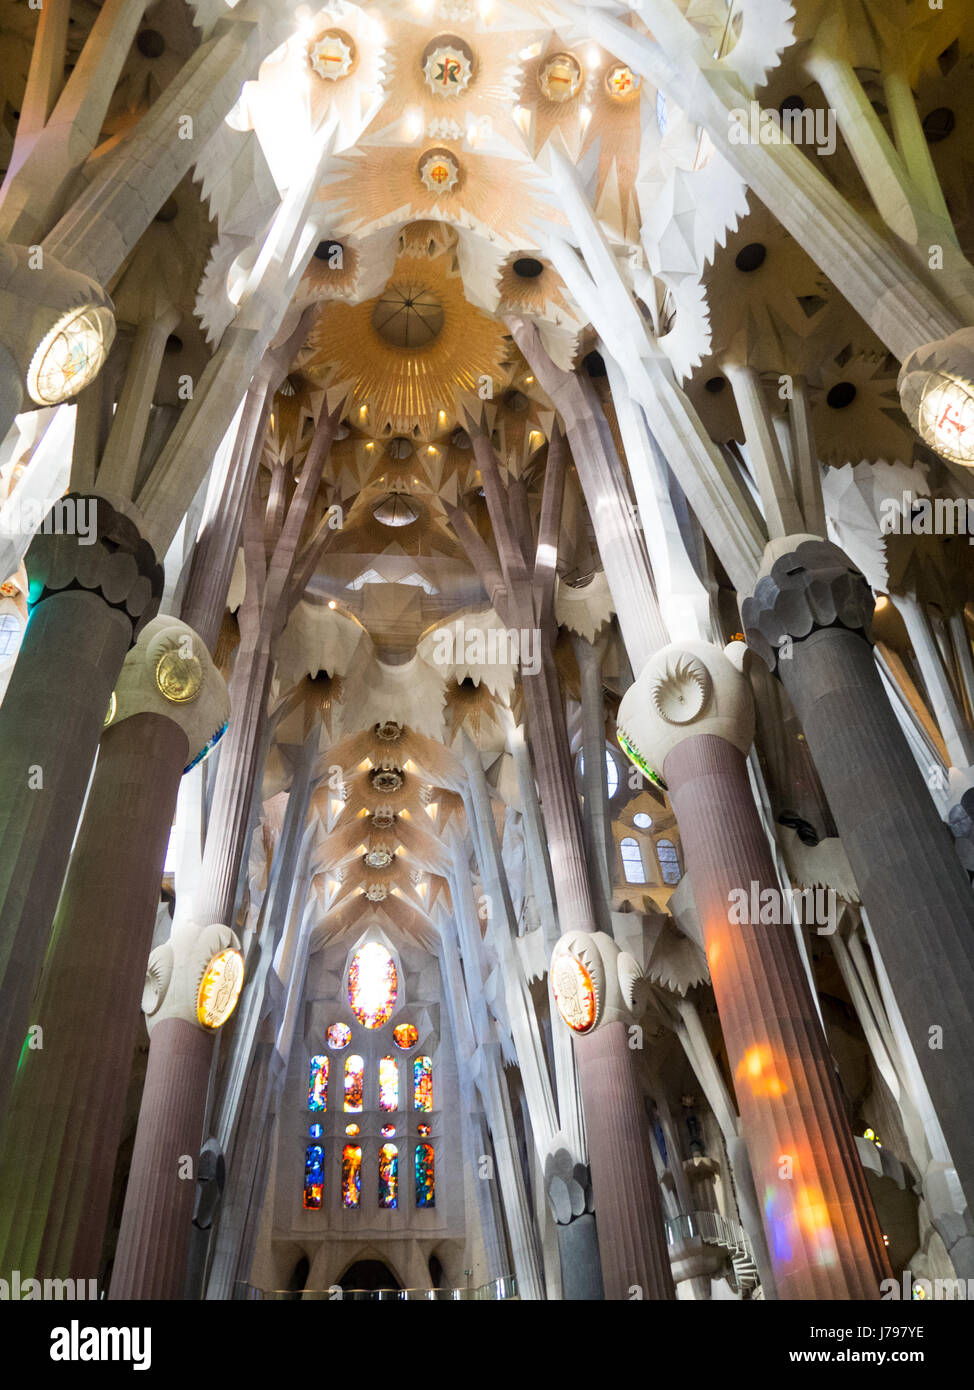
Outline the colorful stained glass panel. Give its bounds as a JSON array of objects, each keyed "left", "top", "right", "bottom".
[
  {"left": 393, "top": 1022, "right": 418, "bottom": 1049},
  {"left": 413, "top": 1056, "right": 432, "bottom": 1112},
  {"left": 303, "top": 1144, "right": 323, "bottom": 1209},
  {"left": 381, "top": 1124, "right": 396, "bottom": 1138},
  {"left": 344, "top": 1054, "right": 364, "bottom": 1112},
  {"left": 347, "top": 942, "right": 398, "bottom": 1029},
  {"left": 415, "top": 1142, "right": 435, "bottom": 1207},
  {"left": 417, "top": 1123, "right": 431, "bottom": 1138},
  {"left": 379, "top": 1056, "right": 398, "bottom": 1112},
  {"left": 327, "top": 1022, "right": 351, "bottom": 1049},
  {"left": 342, "top": 1144, "right": 362, "bottom": 1208},
  {"left": 379, "top": 1143, "right": 398, "bottom": 1208},
  {"left": 308, "top": 1055, "right": 328, "bottom": 1111},
  {"left": 309, "top": 1123, "right": 322, "bottom": 1138}
]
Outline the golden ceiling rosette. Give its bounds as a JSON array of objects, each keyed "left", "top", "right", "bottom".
[{"left": 298, "top": 240, "right": 512, "bottom": 437}]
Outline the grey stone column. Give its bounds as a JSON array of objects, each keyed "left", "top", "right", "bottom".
[
  {"left": 0, "top": 618, "right": 227, "bottom": 1282},
  {"left": 743, "top": 536, "right": 974, "bottom": 1212},
  {"left": 0, "top": 495, "right": 162, "bottom": 1119}
]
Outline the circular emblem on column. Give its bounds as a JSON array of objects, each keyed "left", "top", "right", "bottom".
[
  {"left": 650, "top": 652, "right": 713, "bottom": 725},
  {"left": 196, "top": 947, "right": 244, "bottom": 1029},
  {"left": 898, "top": 331, "right": 974, "bottom": 466},
  {"left": 419, "top": 148, "right": 460, "bottom": 196},
  {"left": 309, "top": 29, "right": 356, "bottom": 81},
  {"left": 422, "top": 37, "right": 473, "bottom": 97},
  {"left": 539, "top": 52, "right": 582, "bottom": 103},
  {"left": 154, "top": 648, "right": 204, "bottom": 703},
  {"left": 551, "top": 950, "right": 598, "bottom": 1033},
  {"left": 26, "top": 306, "right": 115, "bottom": 406}
]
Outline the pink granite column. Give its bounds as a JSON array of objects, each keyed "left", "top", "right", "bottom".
[
  {"left": 0, "top": 712, "right": 188, "bottom": 1283},
  {"left": 664, "top": 733, "right": 890, "bottom": 1299},
  {"left": 108, "top": 1018, "right": 214, "bottom": 1299},
  {"left": 575, "top": 1021, "right": 675, "bottom": 1300}
]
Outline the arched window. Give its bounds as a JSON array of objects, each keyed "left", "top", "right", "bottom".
[
  {"left": 379, "top": 1056, "right": 398, "bottom": 1111},
  {"left": 379, "top": 1143, "right": 398, "bottom": 1208},
  {"left": 342, "top": 1144, "right": 362, "bottom": 1208},
  {"left": 308, "top": 1055, "right": 328, "bottom": 1111},
  {"left": 304, "top": 1145, "right": 324, "bottom": 1209},
  {"left": 579, "top": 747, "right": 619, "bottom": 798},
  {"left": 633, "top": 812, "right": 653, "bottom": 830},
  {"left": 620, "top": 837, "right": 646, "bottom": 884},
  {"left": 657, "top": 838, "right": 681, "bottom": 885},
  {"left": 415, "top": 1143, "right": 435, "bottom": 1207},
  {"left": 344, "top": 1055, "right": 364, "bottom": 1112},
  {"left": 413, "top": 1056, "right": 432, "bottom": 1112}
]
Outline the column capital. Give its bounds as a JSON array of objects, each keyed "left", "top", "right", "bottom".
[
  {"left": 142, "top": 923, "right": 243, "bottom": 1034},
  {"left": 550, "top": 929, "right": 641, "bottom": 1034},
  {"left": 24, "top": 492, "right": 164, "bottom": 644},
  {"left": 107, "top": 616, "right": 230, "bottom": 772},
  {"left": 742, "top": 534, "right": 875, "bottom": 673},
  {"left": 617, "top": 639, "right": 754, "bottom": 789}
]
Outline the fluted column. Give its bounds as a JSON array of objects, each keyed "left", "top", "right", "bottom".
[
  {"left": 0, "top": 618, "right": 228, "bottom": 1282},
  {"left": 0, "top": 495, "right": 162, "bottom": 1118},
  {"left": 618, "top": 640, "right": 891, "bottom": 1299},
  {"left": 744, "top": 536, "right": 974, "bottom": 1212}
]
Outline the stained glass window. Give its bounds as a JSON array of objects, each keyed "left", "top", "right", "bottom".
[
  {"left": 657, "top": 838, "right": 681, "bottom": 885},
  {"left": 620, "top": 837, "right": 646, "bottom": 884},
  {"left": 415, "top": 1143, "right": 435, "bottom": 1207},
  {"left": 342, "top": 1144, "right": 362, "bottom": 1208},
  {"left": 344, "top": 1054, "right": 364, "bottom": 1112},
  {"left": 379, "top": 1143, "right": 398, "bottom": 1208},
  {"left": 304, "top": 1144, "right": 323, "bottom": 1209},
  {"left": 393, "top": 1022, "right": 418, "bottom": 1049},
  {"left": 327, "top": 1022, "right": 351, "bottom": 1049},
  {"left": 345, "top": 1123, "right": 360, "bottom": 1136},
  {"left": 348, "top": 942, "right": 398, "bottom": 1029},
  {"left": 309, "top": 1123, "right": 322, "bottom": 1139},
  {"left": 308, "top": 1055, "right": 328, "bottom": 1111},
  {"left": 417, "top": 1123, "right": 431, "bottom": 1138},
  {"left": 413, "top": 1056, "right": 433, "bottom": 1112},
  {"left": 381, "top": 1124, "right": 396, "bottom": 1138},
  {"left": 379, "top": 1056, "right": 398, "bottom": 1112}
]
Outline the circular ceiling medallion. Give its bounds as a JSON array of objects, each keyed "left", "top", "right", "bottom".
[
  {"left": 539, "top": 52, "right": 582, "bottom": 103},
  {"left": 372, "top": 284, "right": 445, "bottom": 348},
  {"left": 372, "top": 809, "right": 396, "bottom": 830},
  {"left": 373, "top": 492, "right": 420, "bottom": 528},
  {"left": 364, "top": 846, "right": 394, "bottom": 869},
  {"left": 375, "top": 720, "right": 403, "bottom": 741},
  {"left": 422, "top": 38, "right": 473, "bottom": 97},
  {"left": 196, "top": 948, "right": 244, "bottom": 1030},
  {"left": 419, "top": 148, "right": 460, "bottom": 196},
  {"left": 155, "top": 648, "right": 204, "bottom": 704},
  {"left": 365, "top": 883, "right": 389, "bottom": 902},
  {"left": 309, "top": 29, "right": 356, "bottom": 81},
  {"left": 26, "top": 306, "right": 115, "bottom": 406},
  {"left": 371, "top": 767, "right": 404, "bottom": 793},
  {"left": 605, "top": 64, "right": 641, "bottom": 100},
  {"left": 551, "top": 951, "right": 597, "bottom": 1033}
]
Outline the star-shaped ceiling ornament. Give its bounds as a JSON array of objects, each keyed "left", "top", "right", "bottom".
[
  {"left": 309, "top": 29, "right": 355, "bottom": 82},
  {"left": 422, "top": 42, "right": 473, "bottom": 98},
  {"left": 420, "top": 148, "right": 460, "bottom": 196}
]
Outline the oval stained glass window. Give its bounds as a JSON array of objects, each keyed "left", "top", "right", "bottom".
[
  {"left": 327, "top": 1022, "right": 351, "bottom": 1049},
  {"left": 348, "top": 942, "right": 398, "bottom": 1029},
  {"left": 345, "top": 1123, "right": 360, "bottom": 1136},
  {"left": 393, "top": 1022, "right": 418, "bottom": 1050},
  {"left": 381, "top": 1124, "right": 396, "bottom": 1138},
  {"left": 417, "top": 1123, "right": 431, "bottom": 1138}
]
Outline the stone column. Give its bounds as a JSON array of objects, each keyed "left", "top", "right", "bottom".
[
  {"left": 743, "top": 535, "right": 974, "bottom": 1213},
  {"left": 0, "top": 494, "right": 162, "bottom": 1118},
  {"left": 0, "top": 618, "right": 228, "bottom": 1281},
  {"left": 618, "top": 639, "right": 891, "bottom": 1299},
  {"left": 108, "top": 921, "right": 243, "bottom": 1299},
  {"left": 550, "top": 930, "right": 675, "bottom": 1301}
]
